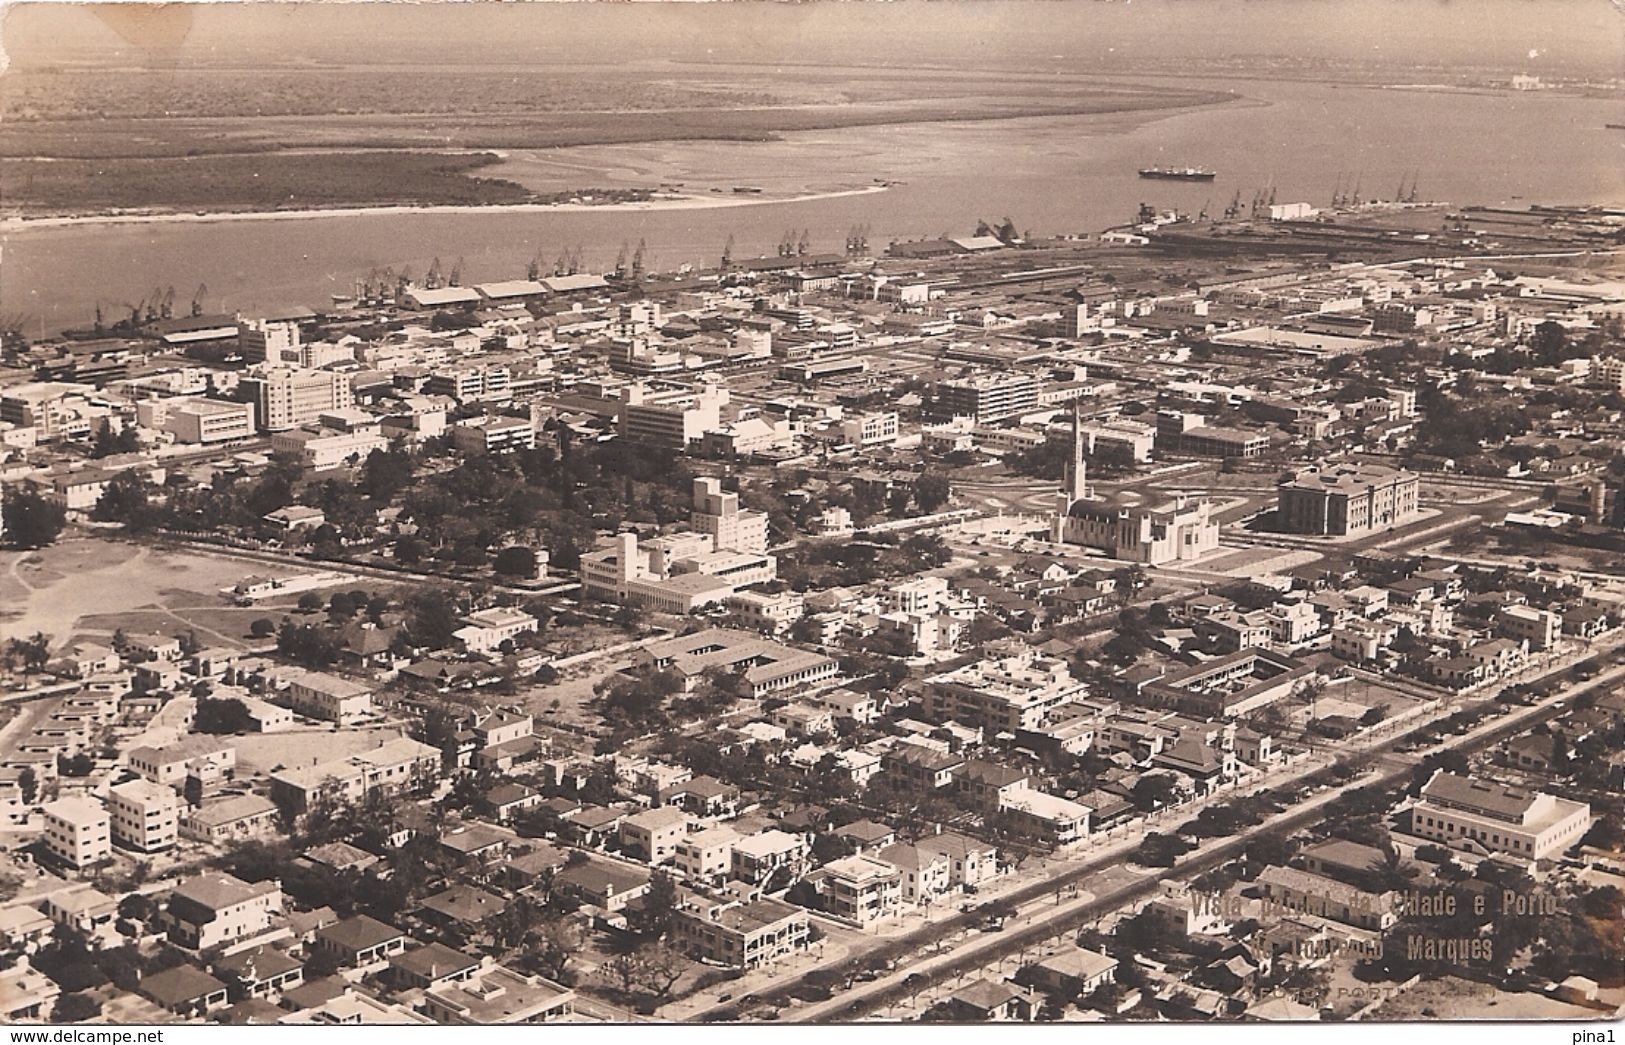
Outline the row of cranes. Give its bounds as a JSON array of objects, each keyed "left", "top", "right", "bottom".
[
  {"left": 87, "top": 284, "right": 209, "bottom": 335},
  {"left": 1331, "top": 170, "right": 1420, "bottom": 208}
]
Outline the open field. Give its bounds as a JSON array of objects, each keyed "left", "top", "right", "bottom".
[{"left": 1, "top": 538, "right": 275, "bottom": 647}]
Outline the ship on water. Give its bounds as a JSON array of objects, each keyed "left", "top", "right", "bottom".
[{"left": 1138, "top": 166, "right": 1217, "bottom": 182}]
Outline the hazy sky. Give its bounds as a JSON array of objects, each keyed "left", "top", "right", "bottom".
[{"left": 4, "top": 0, "right": 1623, "bottom": 78}]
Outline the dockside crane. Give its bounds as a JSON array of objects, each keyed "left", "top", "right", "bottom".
[
  {"left": 631, "top": 239, "right": 646, "bottom": 281},
  {"left": 191, "top": 284, "right": 207, "bottom": 317},
  {"left": 449, "top": 257, "right": 463, "bottom": 286},
  {"left": 426, "top": 257, "right": 443, "bottom": 289},
  {"left": 721, "top": 234, "right": 735, "bottom": 270}
]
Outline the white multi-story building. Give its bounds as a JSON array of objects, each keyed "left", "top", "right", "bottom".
[
  {"left": 840, "top": 412, "right": 900, "bottom": 447},
  {"left": 128, "top": 739, "right": 237, "bottom": 789},
  {"left": 165, "top": 873, "right": 283, "bottom": 951},
  {"left": 269, "top": 427, "right": 389, "bottom": 470},
  {"left": 618, "top": 383, "right": 728, "bottom": 450},
  {"left": 426, "top": 365, "right": 512, "bottom": 404},
  {"left": 107, "top": 778, "right": 181, "bottom": 853},
  {"left": 275, "top": 669, "right": 373, "bottom": 725},
  {"left": 238, "top": 319, "right": 301, "bottom": 364},
  {"left": 923, "top": 650, "right": 1087, "bottom": 732},
  {"left": 450, "top": 415, "right": 536, "bottom": 455},
  {"left": 42, "top": 797, "right": 111, "bottom": 869},
  {"left": 808, "top": 854, "right": 902, "bottom": 925},
  {"left": 1411, "top": 771, "right": 1591, "bottom": 861},
  {"left": 673, "top": 827, "right": 740, "bottom": 884},
  {"left": 1498, "top": 605, "right": 1563, "bottom": 651},
  {"left": 137, "top": 397, "right": 257, "bottom": 444},
  {"left": 691, "top": 477, "right": 769, "bottom": 554},
  {"left": 242, "top": 368, "right": 354, "bottom": 432},
  {"left": 454, "top": 607, "right": 540, "bottom": 654}
]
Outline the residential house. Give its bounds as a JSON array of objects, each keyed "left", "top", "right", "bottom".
[
  {"left": 313, "top": 915, "right": 408, "bottom": 968},
  {"left": 806, "top": 854, "right": 901, "bottom": 925},
  {"left": 670, "top": 893, "right": 810, "bottom": 970},
  {"left": 619, "top": 805, "right": 694, "bottom": 865},
  {"left": 166, "top": 873, "right": 283, "bottom": 951},
  {"left": 140, "top": 965, "right": 230, "bottom": 1018}
]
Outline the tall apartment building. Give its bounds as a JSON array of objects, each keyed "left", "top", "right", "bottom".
[
  {"left": 241, "top": 369, "right": 354, "bottom": 432},
  {"left": 108, "top": 778, "right": 182, "bottom": 853},
  {"left": 42, "top": 797, "right": 111, "bottom": 869},
  {"left": 691, "top": 477, "right": 769, "bottom": 554},
  {"left": 1277, "top": 463, "right": 1421, "bottom": 537},
  {"left": 934, "top": 372, "right": 1040, "bottom": 423},
  {"left": 1592, "top": 355, "right": 1625, "bottom": 393},
  {"left": 238, "top": 319, "right": 301, "bottom": 364},
  {"left": 618, "top": 383, "right": 728, "bottom": 450}
]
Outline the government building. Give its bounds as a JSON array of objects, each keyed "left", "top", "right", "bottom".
[{"left": 1276, "top": 462, "right": 1420, "bottom": 537}]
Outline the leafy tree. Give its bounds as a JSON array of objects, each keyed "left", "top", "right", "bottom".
[
  {"left": 599, "top": 949, "right": 645, "bottom": 994},
  {"left": 629, "top": 871, "right": 679, "bottom": 938},
  {"left": 526, "top": 916, "right": 584, "bottom": 983},
  {"left": 297, "top": 591, "right": 325, "bottom": 612},
  {"left": 394, "top": 534, "right": 427, "bottom": 566},
  {"left": 1132, "top": 832, "right": 1191, "bottom": 867},
  {"left": 58, "top": 753, "right": 95, "bottom": 777},
  {"left": 914, "top": 473, "right": 952, "bottom": 513},
  {"left": 89, "top": 424, "right": 140, "bottom": 459},
  {"left": 51, "top": 992, "right": 101, "bottom": 1023},
  {"left": 194, "top": 697, "right": 255, "bottom": 734},
  {"left": 1, "top": 486, "right": 66, "bottom": 548},
  {"left": 633, "top": 941, "right": 687, "bottom": 998},
  {"left": 91, "top": 471, "right": 155, "bottom": 530},
  {"left": 360, "top": 447, "right": 415, "bottom": 501},
  {"left": 19, "top": 767, "right": 39, "bottom": 803},
  {"left": 249, "top": 618, "right": 276, "bottom": 638},
  {"left": 494, "top": 546, "right": 539, "bottom": 578},
  {"left": 277, "top": 622, "right": 340, "bottom": 667},
  {"left": 8, "top": 632, "right": 51, "bottom": 674}
]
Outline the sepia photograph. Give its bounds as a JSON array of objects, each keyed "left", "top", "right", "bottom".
[{"left": 0, "top": 0, "right": 1621, "bottom": 1034}]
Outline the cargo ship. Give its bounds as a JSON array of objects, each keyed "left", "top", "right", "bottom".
[{"left": 1138, "top": 166, "right": 1217, "bottom": 181}]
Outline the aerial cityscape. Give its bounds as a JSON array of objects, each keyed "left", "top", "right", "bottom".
[{"left": 0, "top": 0, "right": 1622, "bottom": 1030}]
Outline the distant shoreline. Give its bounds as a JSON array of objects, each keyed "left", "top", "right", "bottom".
[{"left": 0, "top": 184, "right": 892, "bottom": 232}]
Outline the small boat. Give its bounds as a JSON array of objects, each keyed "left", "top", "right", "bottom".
[{"left": 732, "top": 186, "right": 764, "bottom": 194}]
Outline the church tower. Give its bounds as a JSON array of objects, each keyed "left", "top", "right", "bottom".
[
  {"left": 1053, "top": 402, "right": 1089, "bottom": 542},
  {"left": 1065, "top": 402, "right": 1089, "bottom": 506}
]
